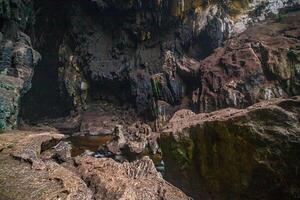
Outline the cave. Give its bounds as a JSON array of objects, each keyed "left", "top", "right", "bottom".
[
  {"left": 88, "top": 79, "right": 136, "bottom": 106},
  {"left": 20, "top": 0, "right": 73, "bottom": 123}
]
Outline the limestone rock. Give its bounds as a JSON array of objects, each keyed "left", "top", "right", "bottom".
[
  {"left": 0, "top": 0, "right": 40, "bottom": 131},
  {"left": 55, "top": 0, "right": 299, "bottom": 117},
  {"left": 0, "top": 131, "right": 190, "bottom": 200},
  {"left": 75, "top": 156, "right": 191, "bottom": 200},
  {"left": 194, "top": 10, "right": 300, "bottom": 112},
  {"left": 0, "top": 131, "right": 93, "bottom": 200},
  {"left": 161, "top": 97, "right": 300, "bottom": 199},
  {"left": 105, "top": 121, "right": 160, "bottom": 156}
]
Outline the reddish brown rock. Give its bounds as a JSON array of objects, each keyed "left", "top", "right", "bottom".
[
  {"left": 75, "top": 156, "right": 191, "bottom": 200},
  {"left": 192, "top": 11, "right": 300, "bottom": 112},
  {"left": 0, "top": 131, "right": 93, "bottom": 200},
  {"left": 0, "top": 131, "right": 190, "bottom": 200}
]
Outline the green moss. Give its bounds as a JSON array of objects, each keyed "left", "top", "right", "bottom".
[
  {"left": 160, "top": 133, "right": 194, "bottom": 170},
  {"left": 275, "top": 13, "right": 283, "bottom": 22},
  {"left": 160, "top": 120, "right": 270, "bottom": 197},
  {"left": 193, "top": 122, "right": 259, "bottom": 195}
]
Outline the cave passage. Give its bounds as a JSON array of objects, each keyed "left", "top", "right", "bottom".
[{"left": 20, "top": 0, "right": 72, "bottom": 123}]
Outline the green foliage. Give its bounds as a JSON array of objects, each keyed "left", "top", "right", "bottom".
[{"left": 160, "top": 135, "right": 194, "bottom": 170}]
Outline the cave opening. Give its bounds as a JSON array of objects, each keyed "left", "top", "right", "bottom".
[
  {"left": 88, "top": 78, "right": 136, "bottom": 107},
  {"left": 20, "top": 0, "right": 73, "bottom": 123}
]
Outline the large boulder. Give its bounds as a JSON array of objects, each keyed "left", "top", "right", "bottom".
[
  {"left": 0, "top": 131, "right": 93, "bottom": 200},
  {"left": 161, "top": 97, "right": 300, "bottom": 199},
  {"left": 75, "top": 156, "right": 191, "bottom": 200}
]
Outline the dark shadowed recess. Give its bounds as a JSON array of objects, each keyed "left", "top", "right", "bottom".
[
  {"left": 88, "top": 79, "right": 136, "bottom": 106},
  {"left": 0, "top": 18, "right": 3, "bottom": 31},
  {"left": 20, "top": 0, "right": 73, "bottom": 123}
]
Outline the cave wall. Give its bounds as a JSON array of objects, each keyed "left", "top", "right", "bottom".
[
  {"left": 56, "top": 0, "right": 300, "bottom": 119},
  {"left": 20, "top": 0, "right": 73, "bottom": 122},
  {"left": 0, "top": 0, "right": 40, "bottom": 130},
  {"left": 1, "top": 0, "right": 299, "bottom": 131}
]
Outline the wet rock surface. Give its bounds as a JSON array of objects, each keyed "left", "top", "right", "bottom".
[
  {"left": 0, "top": 131, "right": 190, "bottom": 200},
  {"left": 161, "top": 96, "right": 300, "bottom": 199}
]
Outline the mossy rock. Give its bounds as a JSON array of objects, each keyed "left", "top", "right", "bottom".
[{"left": 161, "top": 98, "right": 300, "bottom": 199}]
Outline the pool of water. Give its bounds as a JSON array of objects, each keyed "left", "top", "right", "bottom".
[
  {"left": 67, "top": 135, "right": 164, "bottom": 165},
  {"left": 67, "top": 135, "right": 113, "bottom": 157}
]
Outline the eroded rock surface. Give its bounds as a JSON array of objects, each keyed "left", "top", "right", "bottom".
[
  {"left": 0, "top": 131, "right": 93, "bottom": 200},
  {"left": 194, "top": 10, "right": 300, "bottom": 112},
  {"left": 161, "top": 96, "right": 300, "bottom": 199},
  {"left": 0, "top": 131, "right": 190, "bottom": 200},
  {"left": 0, "top": 0, "right": 41, "bottom": 131},
  {"left": 102, "top": 121, "right": 160, "bottom": 158},
  {"left": 1, "top": 0, "right": 299, "bottom": 131},
  {"left": 75, "top": 156, "right": 191, "bottom": 200},
  {"left": 0, "top": 33, "right": 40, "bottom": 131},
  {"left": 52, "top": 0, "right": 300, "bottom": 118}
]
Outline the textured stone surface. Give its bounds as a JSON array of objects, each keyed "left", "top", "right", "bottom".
[
  {"left": 193, "top": 10, "right": 300, "bottom": 112},
  {"left": 161, "top": 97, "right": 300, "bottom": 199},
  {"left": 1, "top": 0, "right": 298, "bottom": 130},
  {"left": 80, "top": 102, "right": 138, "bottom": 136},
  {"left": 104, "top": 121, "right": 160, "bottom": 156},
  {"left": 54, "top": 0, "right": 300, "bottom": 118},
  {"left": 0, "top": 33, "right": 40, "bottom": 131},
  {"left": 0, "top": 131, "right": 93, "bottom": 200},
  {"left": 75, "top": 156, "right": 191, "bottom": 200},
  {"left": 0, "top": 0, "right": 40, "bottom": 131},
  {"left": 0, "top": 131, "right": 190, "bottom": 200}
]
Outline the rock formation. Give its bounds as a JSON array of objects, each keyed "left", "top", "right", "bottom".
[
  {"left": 55, "top": 0, "right": 299, "bottom": 118},
  {"left": 2, "top": 0, "right": 298, "bottom": 131},
  {"left": 0, "top": 0, "right": 40, "bottom": 130},
  {"left": 1, "top": 0, "right": 300, "bottom": 200},
  {"left": 161, "top": 96, "right": 300, "bottom": 199},
  {"left": 194, "top": 10, "right": 300, "bottom": 112},
  {"left": 0, "top": 131, "right": 190, "bottom": 200}
]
